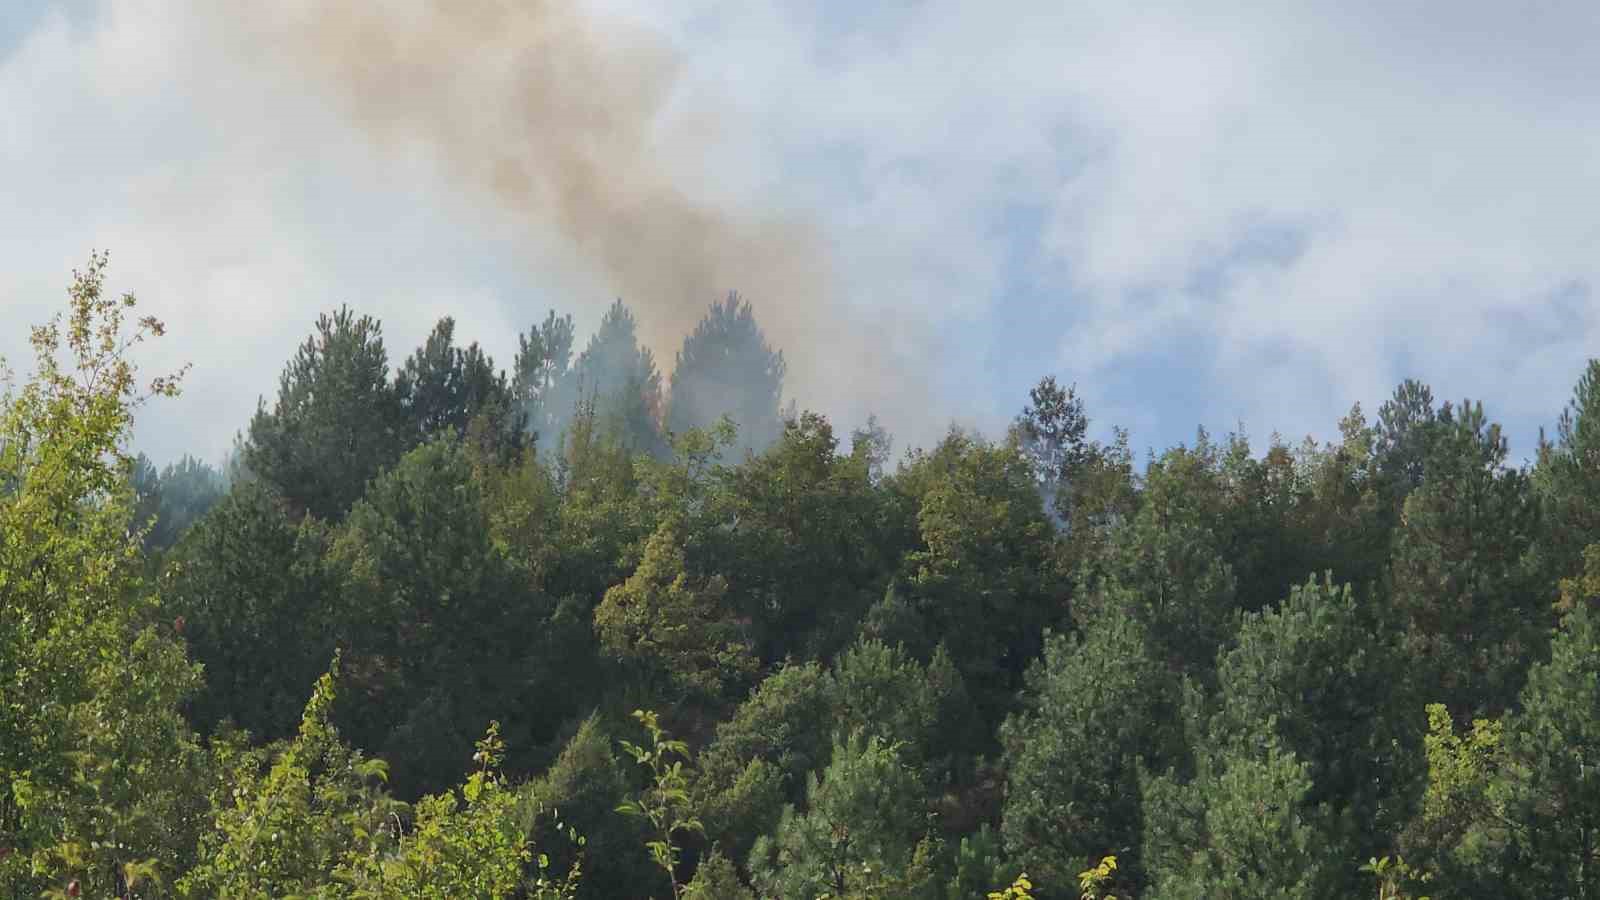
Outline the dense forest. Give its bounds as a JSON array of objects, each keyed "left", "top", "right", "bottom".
[{"left": 5, "top": 254, "right": 1600, "bottom": 899}]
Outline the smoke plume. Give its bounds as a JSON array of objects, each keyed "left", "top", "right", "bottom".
[{"left": 205, "top": 0, "right": 924, "bottom": 438}]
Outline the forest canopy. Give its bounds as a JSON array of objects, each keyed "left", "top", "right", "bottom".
[{"left": 4, "top": 255, "right": 1600, "bottom": 899}]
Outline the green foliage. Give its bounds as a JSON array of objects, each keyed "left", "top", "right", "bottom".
[
  {"left": 595, "top": 517, "right": 758, "bottom": 703},
  {"left": 1076, "top": 855, "right": 1120, "bottom": 900},
  {"left": 748, "top": 732, "right": 932, "bottom": 899},
  {"left": 1209, "top": 574, "right": 1424, "bottom": 867},
  {"left": 947, "top": 824, "right": 1021, "bottom": 900},
  {"left": 1010, "top": 375, "right": 1091, "bottom": 512},
  {"left": 245, "top": 305, "right": 404, "bottom": 520},
  {"left": 831, "top": 639, "right": 977, "bottom": 785},
  {"left": 1141, "top": 574, "right": 1424, "bottom": 899},
  {"left": 895, "top": 429, "right": 1062, "bottom": 717},
  {"left": 572, "top": 299, "right": 668, "bottom": 459},
  {"left": 988, "top": 871, "right": 1038, "bottom": 900},
  {"left": 185, "top": 663, "right": 583, "bottom": 899},
  {"left": 1001, "top": 606, "right": 1177, "bottom": 891},
  {"left": 1399, "top": 704, "right": 1510, "bottom": 896},
  {"left": 165, "top": 477, "right": 337, "bottom": 741},
  {"left": 1557, "top": 542, "right": 1600, "bottom": 615},
  {"left": 1535, "top": 360, "right": 1600, "bottom": 580},
  {"left": 521, "top": 715, "right": 656, "bottom": 900},
  {"left": 617, "top": 710, "right": 705, "bottom": 899},
  {"left": 1214, "top": 433, "right": 1325, "bottom": 617},
  {"left": 178, "top": 657, "right": 399, "bottom": 897},
  {"left": 683, "top": 848, "right": 756, "bottom": 900},
  {"left": 1499, "top": 596, "right": 1600, "bottom": 897},
  {"left": 25, "top": 257, "right": 1600, "bottom": 900},
  {"left": 1142, "top": 742, "right": 1333, "bottom": 899},
  {"left": 667, "top": 293, "right": 785, "bottom": 458},
  {"left": 1296, "top": 403, "right": 1393, "bottom": 592},
  {"left": 395, "top": 316, "right": 522, "bottom": 455},
  {"left": 514, "top": 308, "right": 578, "bottom": 452},
  {"left": 1360, "top": 855, "right": 1433, "bottom": 900},
  {"left": 0, "top": 254, "right": 207, "bottom": 897},
  {"left": 691, "top": 662, "right": 835, "bottom": 858},
  {"left": 328, "top": 435, "right": 572, "bottom": 794},
  {"left": 130, "top": 452, "right": 226, "bottom": 553},
  {"left": 1085, "top": 435, "right": 1239, "bottom": 680},
  {"left": 707, "top": 412, "right": 905, "bottom": 662},
  {"left": 1389, "top": 398, "right": 1545, "bottom": 718},
  {"left": 339, "top": 723, "right": 565, "bottom": 899},
  {"left": 1374, "top": 380, "right": 1446, "bottom": 500}
]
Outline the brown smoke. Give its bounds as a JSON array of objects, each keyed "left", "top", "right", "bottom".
[{"left": 204, "top": 0, "right": 921, "bottom": 431}]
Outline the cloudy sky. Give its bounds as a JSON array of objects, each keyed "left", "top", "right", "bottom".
[{"left": 3, "top": 0, "right": 1598, "bottom": 467}]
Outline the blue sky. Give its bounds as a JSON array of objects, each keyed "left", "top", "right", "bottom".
[{"left": 4, "top": 1, "right": 1598, "bottom": 467}]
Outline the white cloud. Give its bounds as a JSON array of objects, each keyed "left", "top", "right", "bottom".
[{"left": 4, "top": 0, "right": 1598, "bottom": 463}]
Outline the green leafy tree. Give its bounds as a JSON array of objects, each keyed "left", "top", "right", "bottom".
[
  {"left": 618, "top": 710, "right": 706, "bottom": 900},
  {"left": 683, "top": 848, "right": 756, "bottom": 899},
  {"left": 0, "top": 254, "right": 209, "bottom": 897},
  {"left": 178, "top": 658, "right": 398, "bottom": 898},
  {"left": 1012, "top": 377, "right": 1087, "bottom": 500},
  {"left": 894, "top": 430, "right": 1061, "bottom": 719},
  {"left": 547, "top": 394, "right": 650, "bottom": 606},
  {"left": 1398, "top": 704, "right": 1510, "bottom": 899},
  {"left": 1375, "top": 379, "right": 1443, "bottom": 510},
  {"left": 707, "top": 412, "right": 907, "bottom": 662},
  {"left": 849, "top": 414, "right": 894, "bottom": 485},
  {"left": 1144, "top": 574, "right": 1423, "bottom": 899},
  {"left": 245, "top": 306, "right": 405, "bottom": 521},
  {"left": 595, "top": 516, "right": 758, "bottom": 704},
  {"left": 946, "top": 824, "right": 1021, "bottom": 900},
  {"left": 185, "top": 664, "right": 584, "bottom": 899},
  {"left": 1215, "top": 432, "right": 1327, "bottom": 617},
  {"left": 989, "top": 871, "right": 1039, "bottom": 900},
  {"left": 1284, "top": 404, "right": 1391, "bottom": 598},
  {"left": 339, "top": 723, "right": 575, "bottom": 899},
  {"left": 831, "top": 639, "right": 977, "bottom": 786},
  {"left": 1008, "top": 374, "right": 1138, "bottom": 582},
  {"left": 1359, "top": 855, "right": 1434, "bottom": 900}
]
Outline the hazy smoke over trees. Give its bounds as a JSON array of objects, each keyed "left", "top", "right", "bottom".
[
  {"left": 571, "top": 300, "right": 667, "bottom": 457},
  {"left": 207, "top": 0, "right": 923, "bottom": 442},
  {"left": 669, "top": 293, "right": 787, "bottom": 456}
]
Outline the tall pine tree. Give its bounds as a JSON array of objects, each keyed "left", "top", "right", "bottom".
[{"left": 668, "top": 293, "right": 785, "bottom": 458}]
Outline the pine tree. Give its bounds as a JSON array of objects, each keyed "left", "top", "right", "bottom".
[
  {"left": 396, "top": 316, "right": 519, "bottom": 450},
  {"left": 1001, "top": 607, "right": 1178, "bottom": 890},
  {"left": 572, "top": 300, "right": 666, "bottom": 458},
  {"left": 245, "top": 306, "right": 404, "bottom": 521},
  {"left": 1389, "top": 399, "right": 1545, "bottom": 719},
  {"left": 667, "top": 293, "right": 785, "bottom": 457},
  {"left": 513, "top": 309, "right": 578, "bottom": 451}
]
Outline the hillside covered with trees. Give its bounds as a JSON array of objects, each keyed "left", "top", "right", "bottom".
[{"left": 6, "top": 255, "right": 1600, "bottom": 898}]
